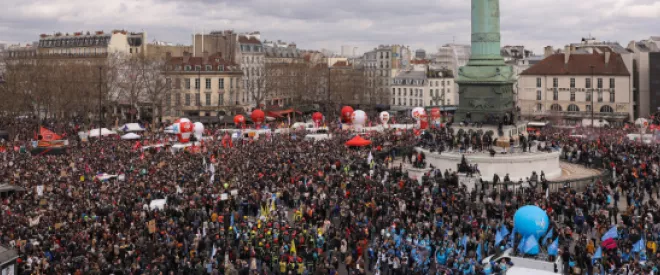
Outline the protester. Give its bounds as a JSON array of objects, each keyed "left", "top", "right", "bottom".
[{"left": 0, "top": 117, "right": 659, "bottom": 275}]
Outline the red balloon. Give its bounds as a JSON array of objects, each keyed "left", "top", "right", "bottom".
[
  {"left": 251, "top": 109, "right": 265, "bottom": 125},
  {"left": 234, "top": 115, "right": 245, "bottom": 125},
  {"left": 341, "top": 106, "right": 354, "bottom": 122},
  {"left": 312, "top": 112, "right": 323, "bottom": 123}
]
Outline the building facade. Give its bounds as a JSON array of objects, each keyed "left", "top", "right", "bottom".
[
  {"left": 519, "top": 51, "right": 632, "bottom": 127},
  {"left": 628, "top": 38, "right": 660, "bottom": 118},
  {"left": 164, "top": 52, "right": 244, "bottom": 120},
  {"left": 238, "top": 34, "right": 265, "bottom": 107},
  {"left": 390, "top": 68, "right": 455, "bottom": 110},
  {"left": 37, "top": 30, "right": 146, "bottom": 58}
]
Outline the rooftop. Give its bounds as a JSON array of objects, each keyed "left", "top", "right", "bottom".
[
  {"left": 394, "top": 70, "right": 426, "bottom": 80},
  {"left": 167, "top": 52, "right": 239, "bottom": 71},
  {"left": 520, "top": 52, "right": 630, "bottom": 76},
  {"left": 238, "top": 35, "right": 261, "bottom": 45}
]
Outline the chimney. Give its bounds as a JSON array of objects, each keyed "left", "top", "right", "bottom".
[
  {"left": 564, "top": 45, "right": 571, "bottom": 65},
  {"left": 544, "top": 46, "right": 553, "bottom": 58},
  {"left": 604, "top": 51, "right": 611, "bottom": 66}
]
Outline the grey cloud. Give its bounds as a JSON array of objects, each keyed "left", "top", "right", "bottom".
[{"left": 0, "top": 0, "right": 657, "bottom": 54}]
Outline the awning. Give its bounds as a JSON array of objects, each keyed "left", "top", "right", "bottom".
[{"left": 267, "top": 108, "right": 298, "bottom": 117}]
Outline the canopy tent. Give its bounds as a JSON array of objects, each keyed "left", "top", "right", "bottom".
[
  {"left": 345, "top": 135, "right": 372, "bottom": 147},
  {"left": 120, "top": 123, "right": 145, "bottom": 132},
  {"left": 88, "top": 128, "right": 117, "bottom": 138},
  {"left": 121, "top": 133, "right": 141, "bottom": 140}
]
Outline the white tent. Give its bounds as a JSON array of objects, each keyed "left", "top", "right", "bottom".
[
  {"left": 149, "top": 199, "right": 167, "bottom": 210},
  {"left": 121, "top": 133, "right": 141, "bottom": 140},
  {"left": 120, "top": 123, "right": 146, "bottom": 132},
  {"left": 89, "top": 128, "right": 117, "bottom": 138}
]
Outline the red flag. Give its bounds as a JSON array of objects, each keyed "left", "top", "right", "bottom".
[
  {"left": 211, "top": 155, "right": 216, "bottom": 163},
  {"left": 140, "top": 153, "right": 145, "bottom": 160},
  {"left": 133, "top": 141, "right": 141, "bottom": 151}
]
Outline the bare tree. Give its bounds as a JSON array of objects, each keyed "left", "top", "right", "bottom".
[
  {"left": 141, "top": 55, "right": 170, "bottom": 124},
  {"left": 244, "top": 65, "right": 269, "bottom": 107}
]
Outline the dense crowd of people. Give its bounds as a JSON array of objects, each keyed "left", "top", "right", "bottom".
[{"left": 0, "top": 117, "right": 659, "bottom": 275}]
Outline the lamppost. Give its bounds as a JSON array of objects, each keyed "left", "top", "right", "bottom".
[
  {"left": 197, "top": 69, "right": 202, "bottom": 119},
  {"left": 98, "top": 66, "right": 103, "bottom": 138},
  {"left": 590, "top": 65, "right": 595, "bottom": 129}
]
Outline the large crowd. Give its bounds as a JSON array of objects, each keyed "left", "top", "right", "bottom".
[{"left": 0, "top": 117, "right": 659, "bottom": 275}]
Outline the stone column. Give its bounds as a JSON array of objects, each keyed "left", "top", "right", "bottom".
[{"left": 470, "top": 0, "right": 503, "bottom": 62}]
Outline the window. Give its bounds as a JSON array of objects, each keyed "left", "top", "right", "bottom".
[
  {"left": 597, "top": 78, "right": 603, "bottom": 88},
  {"left": 598, "top": 91, "right": 603, "bottom": 102},
  {"left": 185, "top": 79, "right": 191, "bottom": 89},
  {"left": 550, "top": 104, "right": 562, "bottom": 111},
  {"left": 185, "top": 94, "right": 191, "bottom": 106},
  {"left": 420, "top": 90, "right": 424, "bottom": 97},
  {"left": 567, "top": 104, "right": 580, "bottom": 112},
  {"left": 447, "top": 99, "right": 451, "bottom": 105},
  {"left": 570, "top": 78, "right": 575, "bottom": 88},
  {"left": 586, "top": 105, "right": 592, "bottom": 112},
  {"left": 218, "top": 93, "right": 224, "bottom": 105},
  {"left": 447, "top": 89, "right": 451, "bottom": 93},
  {"left": 553, "top": 78, "right": 558, "bottom": 88},
  {"left": 206, "top": 65, "right": 212, "bottom": 71},
  {"left": 586, "top": 92, "right": 592, "bottom": 102},
  {"left": 195, "top": 93, "right": 200, "bottom": 106},
  {"left": 184, "top": 65, "right": 191, "bottom": 71},
  {"left": 195, "top": 65, "right": 201, "bottom": 71},
  {"left": 398, "top": 88, "right": 401, "bottom": 96},
  {"left": 219, "top": 79, "right": 224, "bottom": 89},
  {"left": 230, "top": 78, "right": 234, "bottom": 89},
  {"left": 537, "top": 104, "right": 543, "bottom": 111},
  {"left": 600, "top": 105, "right": 614, "bottom": 113},
  {"left": 570, "top": 91, "right": 575, "bottom": 101},
  {"left": 166, "top": 93, "right": 171, "bottom": 106},
  {"left": 609, "top": 92, "right": 615, "bottom": 102},
  {"left": 194, "top": 78, "right": 200, "bottom": 90},
  {"left": 205, "top": 93, "right": 211, "bottom": 106},
  {"left": 398, "top": 98, "right": 401, "bottom": 105},
  {"left": 174, "top": 78, "right": 181, "bottom": 89},
  {"left": 166, "top": 78, "right": 172, "bottom": 88},
  {"left": 609, "top": 78, "right": 615, "bottom": 88},
  {"left": 218, "top": 65, "right": 224, "bottom": 71},
  {"left": 392, "top": 88, "right": 395, "bottom": 95},
  {"left": 205, "top": 78, "right": 211, "bottom": 89},
  {"left": 409, "top": 99, "right": 412, "bottom": 105},
  {"left": 585, "top": 78, "right": 591, "bottom": 89},
  {"left": 404, "top": 88, "right": 407, "bottom": 96},
  {"left": 536, "top": 90, "right": 542, "bottom": 100},
  {"left": 553, "top": 89, "right": 558, "bottom": 101},
  {"left": 175, "top": 93, "right": 181, "bottom": 106}
]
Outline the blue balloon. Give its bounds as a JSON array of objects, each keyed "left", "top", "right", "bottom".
[{"left": 513, "top": 205, "right": 549, "bottom": 239}]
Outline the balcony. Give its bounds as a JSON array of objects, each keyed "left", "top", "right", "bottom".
[{"left": 523, "top": 110, "right": 629, "bottom": 120}]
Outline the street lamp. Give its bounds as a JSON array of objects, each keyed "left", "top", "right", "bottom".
[{"left": 590, "top": 65, "right": 595, "bottom": 129}]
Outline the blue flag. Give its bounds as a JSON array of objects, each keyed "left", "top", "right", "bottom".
[
  {"left": 508, "top": 227, "right": 515, "bottom": 248},
  {"left": 542, "top": 228, "right": 553, "bottom": 245},
  {"left": 499, "top": 225, "right": 510, "bottom": 238},
  {"left": 477, "top": 243, "right": 482, "bottom": 262},
  {"left": 462, "top": 235, "right": 468, "bottom": 251},
  {"left": 522, "top": 235, "right": 540, "bottom": 255},
  {"left": 495, "top": 231, "right": 504, "bottom": 245},
  {"left": 601, "top": 226, "right": 618, "bottom": 241},
  {"left": 632, "top": 238, "right": 644, "bottom": 253},
  {"left": 230, "top": 214, "right": 234, "bottom": 227},
  {"left": 593, "top": 246, "right": 602, "bottom": 259},
  {"left": 548, "top": 238, "right": 559, "bottom": 256}
]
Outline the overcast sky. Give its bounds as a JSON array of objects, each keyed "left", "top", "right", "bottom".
[{"left": 1, "top": 0, "right": 658, "bottom": 55}]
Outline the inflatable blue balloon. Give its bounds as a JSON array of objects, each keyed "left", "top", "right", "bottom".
[{"left": 513, "top": 205, "right": 549, "bottom": 239}]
